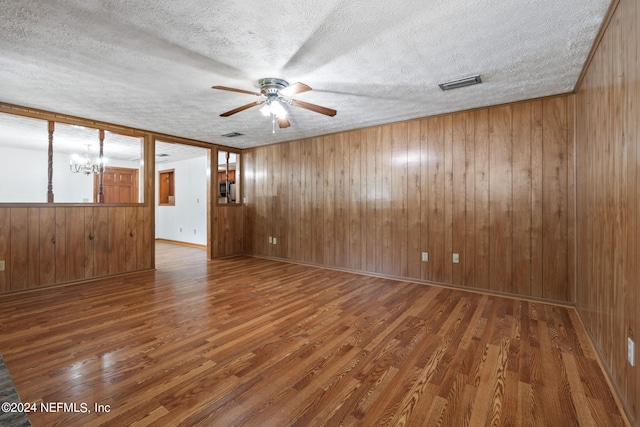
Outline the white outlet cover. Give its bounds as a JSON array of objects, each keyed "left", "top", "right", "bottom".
[
  {"left": 421, "top": 252, "right": 428, "bottom": 262},
  {"left": 629, "top": 338, "right": 635, "bottom": 366},
  {"left": 268, "top": 236, "right": 272, "bottom": 243},
  {"left": 273, "top": 238, "right": 277, "bottom": 245},
  {"left": 0, "top": 260, "right": 5, "bottom": 271},
  {"left": 453, "top": 253, "right": 460, "bottom": 263}
]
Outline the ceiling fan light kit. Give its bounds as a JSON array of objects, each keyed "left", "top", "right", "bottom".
[{"left": 212, "top": 78, "right": 336, "bottom": 132}]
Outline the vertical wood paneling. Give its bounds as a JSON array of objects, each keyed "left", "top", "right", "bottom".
[
  {"left": 66, "top": 207, "right": 85, "bottom": 281},
  {"left": 381, "top": 125, "right": 393, "bottom": 275},
  {"left": 391, "top": 122, "right": 408, "bottom": 277},
  {"left": 323, "top": 135, "right": 336, "bottom": 266},
  {"left": 277, "top": 142, "right": 288, "bottom": 258},
  {"left": 84, "top": 207, "right": 94, "bottom": 278},
  {"left": 0, "top": 204, "right": 152, "bottom": 293},
  {"left": 55, "top": 207, "right": 66, "bottom": 283},
  {"left": 94, "top": 207, "right": 110, "bottom": 277},
  {"left": 575, "top": 0, "right": 639, "bottom": 421},
  {"left": 139, "top": 205, "right": 152, "bottom": 270},
  {"left": 407, "top": 121, "right": 421, "bottom": 279},
  {"left": 313, "top": 137, "right": 324, "bottom": 265},
  {"left": 334, "top": 133, "right": 348, "bottom": 268},
  {"left": 364, "top": 128, "right": 378, "bottom": 272},
  {"left": 243, "top": 149, "right": 255, "bottom": 254},
  {"left": 419, "top": 119, "right": 430, "bottom": 281},
  {"left": 125, "top": 207, "right": 137, "bottom": 271},
  {"left": 27, "top": 208, "right": 39, "bottom": 287},
  {"left": 348, "top": 130, "right": 363, "bottom": 271},
  {"left": 39, "top": 208, "right": 56, "bottom": 286},
  {"left": 463, "top": 112, "right": 476, "bottom": 286},
  {"left": 290, "top": 140, "right": 302, "bottom": 260},
  {"left": 110, "top": 207, "right": 127, "bottom": 274},
  {"left": 542, "top": 96, "right": 568, "bottom": 301},
  {"left": 489, "top": 106, "right": 513, "bottom": 292},
  {"left": 474, "top": 110, "right": 491, "bottom": 289},
  {"left": 512, "top": 102, "right": 533, "bottom": 296},
  {"left": 451, "top": 113, "right": 466, "bottom": 285},
  {"left": 300, "top": 139, "right": 312, "bottom": 263},
  {"left": 10, "top": 208, "right": 28, "bottom": 290},
  {"left": 242, "top": 95, "right": 574, "bottom": 303},
  {"left": 443, "top": 115, "right": 454, "bottom": 284},
  {"left": 0, "top": 208, "right": 10, "bottom": 293},
  {"left": 428, "top": 116, "right": 445, "bottom": 283},
  {"left": 531, "top": 100, "right": 544, "bottom": 298},
  {"left": 373, "top": 127, "right": 383, "bottom": 273}
]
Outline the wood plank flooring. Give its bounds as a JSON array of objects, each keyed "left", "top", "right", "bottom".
[{"left": 0, "top": 242, "right": 629, "bottom": 426}]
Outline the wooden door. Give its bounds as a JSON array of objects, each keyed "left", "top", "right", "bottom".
[{"left": 94, "top": 167, "right": 139, "bottom": 203}]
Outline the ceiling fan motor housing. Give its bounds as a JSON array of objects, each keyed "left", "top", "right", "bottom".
[{"left": 259, "top": 78, "right": 289, "bottom": 97}]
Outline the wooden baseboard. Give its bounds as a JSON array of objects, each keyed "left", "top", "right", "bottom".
[
  {"left": 246, "top": 253, "right": 576, "bottom": 308},
  {"left": 574, "top": 308, "right": 635, "bottom": 427},
  {"left": 155, "top": 238, "right": 206, "bottom": 249}
]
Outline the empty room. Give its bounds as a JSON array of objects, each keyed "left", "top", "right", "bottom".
[{"left": 0, "top": 0, "right": 638, "bottom": 426}]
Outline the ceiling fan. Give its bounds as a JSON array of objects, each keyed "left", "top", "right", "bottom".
[{"left": 212, "top": 78, "right": 337, "bottom": 130}]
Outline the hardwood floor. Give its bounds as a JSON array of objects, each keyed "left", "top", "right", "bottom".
[{"left": 0, "top": 242, "right": 629, "bottom": 426}]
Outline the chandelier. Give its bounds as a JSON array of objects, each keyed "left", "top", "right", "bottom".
[{"left": 69, "top": 145, "right": 105, "bottom": 175}]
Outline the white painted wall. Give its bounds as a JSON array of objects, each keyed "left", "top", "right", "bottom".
[
  {"left": 155, "top": 156, "right": 208, "bottom": 245},
  {"left": 0, "top": 146, "right": 142, "bottom": 203}
]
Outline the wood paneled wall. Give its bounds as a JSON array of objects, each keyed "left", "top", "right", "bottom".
[
  {"left": 0, "top": 206, "right": 152, "bottom": 293},
  {"left": 575, "top": 0, "right": 639, "bottom": 422},
  {"left": 212, "top": 205, "right": 243, "bottom": 258},
  {"left": 243, "top": 95, "right": 575, "bottom": 301}
]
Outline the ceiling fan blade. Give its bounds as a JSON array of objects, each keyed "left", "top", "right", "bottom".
[
  {"left": 277, "top": 116, "right": 291, "bottom": 128},
  {"left": 220, "top": 101, "right": 263, "bottom": 117},
  {"left": 291, "top": 99, "right": 337, "bottom": 117},
  {"left": 279, "top": 82, "right": 312, "bottom": 97},
  {"left": 211, "top": 86, "right": 262, "bottom": 97}
]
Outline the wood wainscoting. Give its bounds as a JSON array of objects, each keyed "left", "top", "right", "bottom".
[
  {"left": 243, "top": 94, "right": 575, "bottom": 303},
  {"left": 0, "top": 242, "right": 629, "bottom": 426},
  {"left": 0, "top": 206, "right": 153, "bottom": 293}
]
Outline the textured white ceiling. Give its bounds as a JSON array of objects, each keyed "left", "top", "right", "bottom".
[{"left": 0, "top": 0, "right": 610, "bottom": 149}]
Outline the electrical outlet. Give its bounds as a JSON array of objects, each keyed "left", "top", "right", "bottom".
[
  {"left": 421, "top": 252, "right": 429, "bottom": 262},
  {"left": 629, "top": 338, "right": 635, "bottom": 366},
  {"left": 453, "top": 253, "right": 460, "bottom": 263},
  {"left": 268, "top": 236, "right": 272, "bottom": 244},
  {"left": 194, "top": 229, "right": 197, "bottom": 235},
  {"left": 273, "top": 237, "right": 277, "bottom": 245},
  {"left": 0, "top": 260, "right": 4, "bottom": 271}
]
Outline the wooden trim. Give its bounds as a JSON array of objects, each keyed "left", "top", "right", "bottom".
[
  {"left": 0, "top": 267, "right": 155, "bottom": 296},
  {"left": 247, "top": 253, "right": 577, "bottom": 307},
  {"left": 573, "top": 0, "right": 621, "bottom": 92},
  {"left": 0, "top": 102, "right": 242, "bottom": 151},
  {"left": 154, "top": 238, "right": 206, "bottom": 249},
  {"left": 239, "top": 93, "right": 576, "bottom": 150},
  {"left": 574, "top": 308, "right": 635, "bottom": 427}
]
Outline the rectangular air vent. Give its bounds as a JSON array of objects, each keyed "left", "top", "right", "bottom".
[
  {"left": 222, "top": 132, "right": 243, "bottom": 138},
  {"left": 439, "top": 75, "right": 482, "bottom": 91}
]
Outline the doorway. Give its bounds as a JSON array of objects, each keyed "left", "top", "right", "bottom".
[{"left": 154, "top": 140, "right": 210, "bottom": 251}]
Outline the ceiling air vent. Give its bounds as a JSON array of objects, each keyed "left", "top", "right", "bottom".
[
  {"left": 222, "top": 132, "right": 243, "bottom": 138},
  {"left": 156, "top": 153, "right": 169, "bottom": 157},
  {"left": 439, "top": 75, "right": 482, "bottom": 91}
]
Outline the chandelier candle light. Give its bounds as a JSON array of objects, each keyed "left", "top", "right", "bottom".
[{"left": 69, "top": 144, "right": 106, "bottom": 175}]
